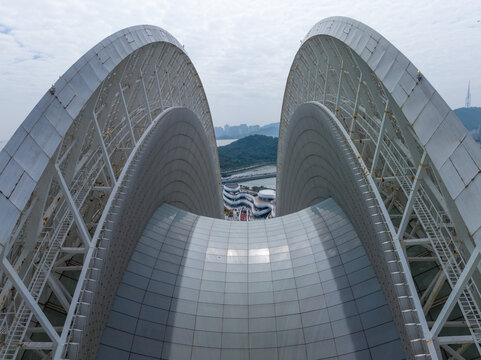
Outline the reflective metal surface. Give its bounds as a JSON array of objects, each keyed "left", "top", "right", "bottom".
[{"left": 98, "top": 200, "right": 404, "bottom": 360}]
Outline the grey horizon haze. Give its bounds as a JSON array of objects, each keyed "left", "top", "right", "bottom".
[{"left": 0, "top": 0, "right": 480, "bottom": 142}]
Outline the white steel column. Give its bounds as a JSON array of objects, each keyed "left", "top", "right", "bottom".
[
  {"left": 349, "top": 75, "right": 362, "bottom": 135},
  {"left": 423, "top": 272, "right": 446, "bottom": 315},
  {"left": 155, "top": 70, "right": 163, "bottom": 111},
  {"left": 335, "top": 60, "right": 344, "bottom": 111},
  {"left": 140, "top": 70, "right": 153, "bottom": 123},
  {"left": 166, "top": 71, "right": 174, "bottom": 106},
  {"left": 403, "top": 238, "right": 431, "bottom": 246},
  {"left": 119, "top": 83, "right": 136, "bottom": 145},
  {"left": 306, "top": 63, "right": 311, "bottom": 100},
  {"left": 55, "top": 164, "right": 91, "bottom": 248},
  {"left": 370, "top": 100, "right": 390, "bottom": 174},
  {"left": 92, "top": 111, "right": 117, "bottom": 185},
  {"left": 438, "top": 336, "right": 478, "bottom": 345},
  {"left": 1, "top": 258, "right": 60, "bottom": 345},
  {"left": 421, "top": 270, "right": 444, "bottom": 304},
  {"left": 47, "top": 274, "right": 72, "bottom": 311},
  {"left": 22, "top": 342, "right": 55, "bottom": 350},
  {"left": 441, "top": 345, "right": 467, "bottom": 360},
  {"left": 431, "top": 248, "right": 481, "bottom": 337},
  {"left": 322, "top": 64, "right": 329, "bottom": 104},
  {"left": 397, "top": 150, "right": 427, "bottom": 240}
]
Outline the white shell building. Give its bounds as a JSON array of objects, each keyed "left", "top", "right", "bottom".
[{"left": 0, "top": 17, "right": 480, "bottom": 360}]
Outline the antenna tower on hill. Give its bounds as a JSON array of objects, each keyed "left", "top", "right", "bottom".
[{"left": 466, "top": 80, "right": 471, "bottom": 108}]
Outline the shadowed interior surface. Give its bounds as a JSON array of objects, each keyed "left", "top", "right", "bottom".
[{"left": 97, "top": 199, "right": 404, "bottom": 360}]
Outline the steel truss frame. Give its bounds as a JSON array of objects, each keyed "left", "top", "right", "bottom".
[
  {"left": 280, "top": 19, "right": 481, "bottom": 359},
  {"left": 0, "top": 27, "right": 216, "bottom": 359}
]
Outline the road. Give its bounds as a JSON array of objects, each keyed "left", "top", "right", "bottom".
[{"left": 222, "top": 172, "right": 276, "bottom": 183}]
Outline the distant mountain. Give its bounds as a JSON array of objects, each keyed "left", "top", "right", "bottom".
[
  {"left": 215, "top": 122, "right": 279, "bottom": 139},
  {"left": 454, "top": 107, "right": 481, "bottom": 131},
  {"left": 217, "top": 135, "right": 278, "bottom": 172},
  {"left": 454, "top": 107, "right": 481, "bottom": 143}
]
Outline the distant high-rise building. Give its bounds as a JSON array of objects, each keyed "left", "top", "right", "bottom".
[
  {"left": 214, "top": 126, "right": 224, "bottom": 138},
  {"left": 249, "top": 124, "right": 260, "bottom": 132},
  {"left": 239, "top": 123, "right": 248, "bottom": 135}
]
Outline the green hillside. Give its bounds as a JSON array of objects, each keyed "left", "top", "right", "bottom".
[
  {"left": 454, "top": 107, "right": 481, "bottom": 131},
  {"left": 218, "top": 135, "right": 277, "bottom": 172},
  {"left": 454, "top": 107, "right": 481, "bottom": 143}
]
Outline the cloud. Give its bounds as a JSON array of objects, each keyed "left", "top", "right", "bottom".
[
  {"left": 0, "top": 0, "right": 480, "bottom": 141},
  {"left": 0, "top": 24, "right": 12, "bottom": 34}
]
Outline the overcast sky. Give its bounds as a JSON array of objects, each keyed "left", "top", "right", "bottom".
[{"left": 0, "top": 0, "right": 480, "bottom": 140}]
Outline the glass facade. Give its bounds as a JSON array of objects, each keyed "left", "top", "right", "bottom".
[{"left": 97, "top": 198, "right": 404, "bottom": 359}]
